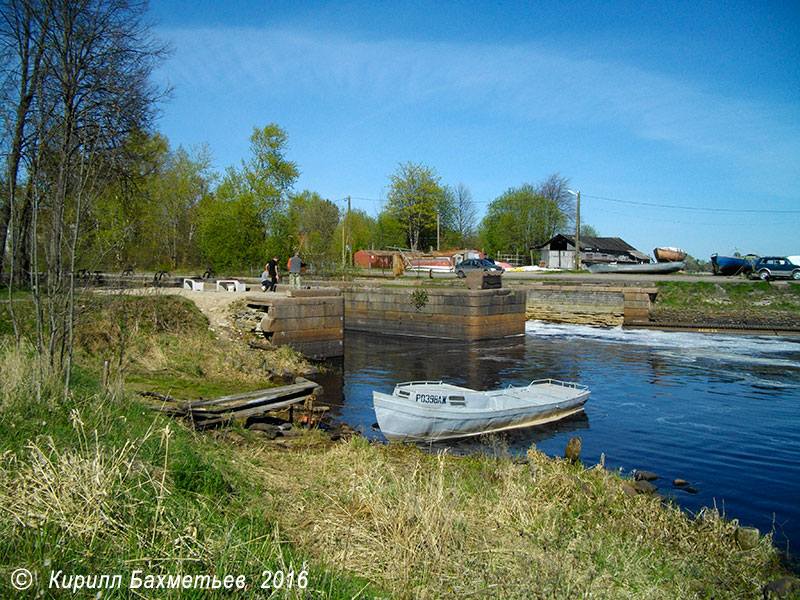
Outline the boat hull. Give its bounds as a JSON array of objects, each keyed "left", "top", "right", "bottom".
[
  {"left": 653, "top": 247, "right": 687, "bottom": 262},
  {"left": 373, "top": 381, "right": 589, "bottom": 442},
  {"left": 587, "top": 261, "right": 684, "bottom": 274},
  {"left": 711, "top": 254, "right": 753, "bottom": 275}
]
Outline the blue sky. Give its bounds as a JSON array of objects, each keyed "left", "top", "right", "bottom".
[{"left": 149, "top": 0, "right": 800, "bottom": 260}]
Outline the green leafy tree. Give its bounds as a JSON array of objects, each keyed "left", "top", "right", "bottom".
[
  {"left": 148, "top": 143, "right": 215, "bottom": 269},
  {"left": 244, "top": 124, "right": 300, "bottom": 239},
  {"left": 479, "top": 184, "right": 565, "bottom": 257},
  {"left": 196, "top": 192, "right": 265, "bottom": 271},
  {"left": 385, "top": 161, "right": 444, "bottom": 250},
  {"left": 196, "top": 124, "right": 298, "bottom": 270},
  {"left": 581, "top": 224, "right": 600, "bottom": 238},
  {"left": 82, "top": 131, "right": 169, "bottom": 269},
  {"left": 289, "top": 190, "right": 340, "bottom": 268},
  {"left": 332, "top": 209, "right": 375, "bottom": 264},
  {"left": 373, "top": 211, "right": 406, "bottom": 249}
]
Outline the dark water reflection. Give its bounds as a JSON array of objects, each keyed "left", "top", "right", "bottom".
[{"left": 314, "top": 323, "right": 800, "bottom": 551}]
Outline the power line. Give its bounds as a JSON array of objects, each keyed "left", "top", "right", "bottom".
[
  {"left": 338, "top": 192, "right": 800, "bottom": 214},
  {"left": 583, "top": 194, "right": 800, "bottom": 214}
]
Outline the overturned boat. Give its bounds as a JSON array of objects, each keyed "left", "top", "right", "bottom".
[
  {"left": 587, "top": 261, "right": 684, "bottom": 274},
  {"left": 373, "top": 379, "right": 590, "bottom": 442},
  {"left": 653, "top": 247, "right": 687, "bottom": 262}
]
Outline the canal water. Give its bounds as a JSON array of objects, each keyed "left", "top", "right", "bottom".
[{"left": 316, "top": 322, "right": 800, "bottom": 551}]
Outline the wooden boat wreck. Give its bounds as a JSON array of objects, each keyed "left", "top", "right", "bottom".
[
  {"left": 373, "top": 379, "right": 589, "bottom": 442},
  {"left": 653, "top": 247, "right": 687, "bottom": 262},
  {"left": 145, "top": 377, "right": 321, "bottom": 428}
]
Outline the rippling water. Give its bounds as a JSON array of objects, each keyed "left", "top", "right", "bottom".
[{"left": 315, "top": 322, "right": 800, "bottom": 551}]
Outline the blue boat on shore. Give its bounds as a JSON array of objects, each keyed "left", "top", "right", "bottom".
[{"left": 711, "top": 254, "right": 755, "bottom": 276}]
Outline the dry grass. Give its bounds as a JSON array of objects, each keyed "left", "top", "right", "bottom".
[
  {"left": 0, "top": 411, "right": 151, "bottom": 544},
  {"left": 246, "top": 437, "right": 784, "bottom": 600}
]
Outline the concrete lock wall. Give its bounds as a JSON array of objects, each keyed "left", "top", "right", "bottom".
[
  {"left": 248, "top": 286, "right": 526, "bottom": 357},
  {"left": 250, "top": 291, "right": 344, "bottom": 359},
  {"left": 343, "top": 287, "right": 526, "bottom": 340},
  {"left": 522, "top": 284, "right": 656, "bottom": 326}
]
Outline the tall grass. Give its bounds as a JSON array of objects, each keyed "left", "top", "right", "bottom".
[
  {"left": 0, "top": 341, "right": 380, "bottom": 599},
  {"left": 256, "top": 436, "right": 790, "bottom": 599}
]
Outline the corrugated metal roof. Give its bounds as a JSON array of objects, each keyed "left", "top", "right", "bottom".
[{"left": 534, "top": 234, "right": 651, "bottom": 261}]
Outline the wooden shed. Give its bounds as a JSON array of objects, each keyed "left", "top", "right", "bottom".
[{"left": 534, "top": 234, "right": 651, "bottom": 269}]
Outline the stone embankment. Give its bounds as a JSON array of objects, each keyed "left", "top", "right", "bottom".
[
  {"left": 649, "top": 308, "right": 800, "bottom": 332},
  {"left": 517, "top": 283, "right": 655, "bottom": 327},
  {"left": 513, "top": 281, "right": 800, "bottom": 332}
]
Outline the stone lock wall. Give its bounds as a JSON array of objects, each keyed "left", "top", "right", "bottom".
[
  {"left": 344, "top": 287, "right": 526, "bottom": 340},
  {"left": 522, "top": 284, "right": 657, "bottom": 326},
  {"left": 248, "top": 289, "right": 344, "bottom": 358}
]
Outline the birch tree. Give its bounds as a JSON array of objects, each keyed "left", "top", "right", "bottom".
[{"left": 1, "top": 0, "right": 169, "bottom": 392}]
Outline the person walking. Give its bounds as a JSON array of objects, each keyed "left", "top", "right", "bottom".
[
  {"left": 266, "top": 256, "right": 280, "bottom": 292},
  {"left": 288, "top": 252, "right": 302, "bottom": 288}
]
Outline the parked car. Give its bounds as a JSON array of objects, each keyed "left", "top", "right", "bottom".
[
  {"left": 454, "top": 258, "right": 503, "bottom": 278},
  {"left": 752, "top": 256, "right": 800, "bottom": 280}
]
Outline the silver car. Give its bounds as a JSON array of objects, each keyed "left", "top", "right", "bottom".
[{"left": 454, "top": 258, "right": 503, "bottom": 278}]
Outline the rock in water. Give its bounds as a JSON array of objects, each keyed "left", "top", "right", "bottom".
[
  {"left": 634, "top": 470, "right": 658, "bottom": 481},
  {"left": 762, "top": 577, "right": 799, "bottom": 598},
  {"left": 633, "top": 480, "right": 658, "bottom": 494},
  {"left": 672, "top": 478, "right": 690, "bottom": 487},
  {"left": 735, "top": 526, "right": 760, "bottom": 550},
  {"left": 564, "top": 437, "right": 581, "bottom": 462}
]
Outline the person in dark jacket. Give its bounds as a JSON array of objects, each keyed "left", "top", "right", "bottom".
[
  {"left": 261, "top": 256, "right": 281, "bottom": 292},
  {"left": 265, "top": 256, "right": 279, "bottom": 292}
]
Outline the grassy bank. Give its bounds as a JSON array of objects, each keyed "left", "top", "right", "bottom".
[
  {"left": 654, "top": 281, "right": 800, "bottom": 313},
  {"left": 0, "top": 294, "right": 797, "bottom": 598},
  {"left": 651, "top": 281, "right": 800, "bottom": 329}
]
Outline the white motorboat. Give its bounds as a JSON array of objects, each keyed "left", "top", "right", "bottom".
[{"left": 373, "top": 379, "right": 590, "bottom": 442}]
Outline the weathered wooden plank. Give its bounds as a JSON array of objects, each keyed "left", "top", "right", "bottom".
[
  {"left": 190, "top": 394, "right": 312, "bottom": 428},
  {"left": 183, "top": 378, "right": 318, "bottom": 410}
]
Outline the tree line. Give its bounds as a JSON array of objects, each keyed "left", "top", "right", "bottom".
[{"left": 1, "top": 0, "right": 586, "bottom": 291}]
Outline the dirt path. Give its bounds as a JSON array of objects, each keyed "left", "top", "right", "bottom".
[{"left": 112, "top": 287, "right": 286, "bottom": 339}]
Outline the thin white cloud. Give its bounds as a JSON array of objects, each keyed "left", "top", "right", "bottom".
[{"left": 158, "top": 26, "right": 799, "bottom": 180}]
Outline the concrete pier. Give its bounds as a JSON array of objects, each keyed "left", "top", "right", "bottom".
[
  {"left": 247, "top": 289, "right": 344, "bottom": 359},
  {"left": 344, "top": 287, "right": 526, "bottom": 340}
]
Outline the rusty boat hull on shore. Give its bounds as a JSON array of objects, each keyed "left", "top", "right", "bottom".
[{"left": 653, "top": 247, "right": 687, "bottom": 262}]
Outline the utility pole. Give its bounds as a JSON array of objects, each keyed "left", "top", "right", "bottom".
[
  {"left": 575, "top": 190, "right": 581, "bottom": 270},
  {"left": 436, "top": 210, "right": 440, "bottom": 252},
  {"left": 347, "top": 195, "right": 351, "bottom": 267},
  {"left": 568, "top": 189, "right": 582, "bottom": 270},
  {"left": 341, "top": 202, "right": 346, "bottom": 269}
]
